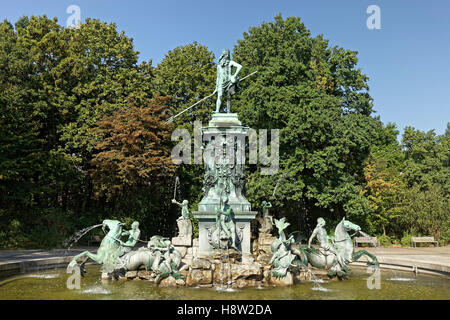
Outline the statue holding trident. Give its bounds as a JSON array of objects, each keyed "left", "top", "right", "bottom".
[
  {"left": 165, "top": 49, "right": 256, "bottom": 123},
  {"left": 213, "top": 49, "right": 242, "bottom": 113}
]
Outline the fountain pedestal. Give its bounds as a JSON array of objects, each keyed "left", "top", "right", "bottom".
[{"left": 193, "top": 113, "right": 257, "bottom": 258}]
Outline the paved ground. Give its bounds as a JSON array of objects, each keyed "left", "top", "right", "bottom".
[
  {"left": 349, "top": 246, "right": 450, "bottom": 276},
  {"left": 0, "top": 245, "right": 449, "bottom": 277},
  {"left": 0, "top": 247, "right": 95, "bottom": 275},
  {"left": 0, "top": 247, "right": 90, "bottom": 264}
]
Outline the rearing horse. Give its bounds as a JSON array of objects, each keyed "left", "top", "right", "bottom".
[
  {"left": 68, "top": 219, "right": 124, "bottom": 273},
  {"left": 294, "top": 218, "right": 379, "bottom": 278}
]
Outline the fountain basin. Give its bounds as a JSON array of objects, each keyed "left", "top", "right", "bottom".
[{"left": 1, "top": 264, "right": 448, "bottom": 300}]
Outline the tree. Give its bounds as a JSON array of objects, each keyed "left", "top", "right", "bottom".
[
  {"left": 398, "top": 184, "right": 449, "bottom": 242},
  {"left": 359, "top": 122, "right": 405, "bottom": 237},
  {"left": 89, "top": 96, "right": 177, "bottom": 235},
  {"left": 154, "top": 42, "right": 216, "bottom": 128},
  {"left": 91, "top": 96, "right": 176, "bottom": 199},
  {"left": 154, "top": 42, "right": 216, "bottom": 228},
  {"left": 0, "top": 16, "right": 156, "bottom": 247},
  {"left": 401, "top": 126, "right": 450, "bottom": 194},
  {"left": 232, "top": 15, "right": 379, "bottom": 233},
  {"left": 395, "top": 126, "right": 450, "bottom": 242}
]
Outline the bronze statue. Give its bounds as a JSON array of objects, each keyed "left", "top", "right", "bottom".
[{"left": 213, "top": 49, "right": 242, "bottom": 113}]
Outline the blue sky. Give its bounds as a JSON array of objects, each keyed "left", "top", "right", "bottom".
[{"left": 2, "top": 0, "right": 449, "bottom": 136}]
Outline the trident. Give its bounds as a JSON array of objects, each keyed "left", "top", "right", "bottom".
[{"left": 165, "top": 71, "right": 258, "bottom": 123}]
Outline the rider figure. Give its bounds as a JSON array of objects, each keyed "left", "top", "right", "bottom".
[
  {"left": 119, "top": 221, "right": 140, "bottom": 255},
  {"left": 213, "top": 49, "right": 242, "bottom": 113},
  {"left": 308, "top": 218, "right": 346, "bottom": 270}
]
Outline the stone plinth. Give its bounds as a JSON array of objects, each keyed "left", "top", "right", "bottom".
[
  {"left": 197, "top": 118, "right": 251, "bottom": 212},
  {"left": 208, "top": 112, "right": 242, "bottom": 127},
  {"left": 194, "top": 210, "right": 257, "bottom": 256},
  {"left": 172, "top": 236, "right": 192, "bottom": 247},
  {"left": 194, "top": 112, "right": 257, "bottom": 256}
]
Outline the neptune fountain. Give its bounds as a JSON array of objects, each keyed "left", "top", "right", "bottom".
[{"left": 66, "top": 48, "right": 379, "bottom": 288}]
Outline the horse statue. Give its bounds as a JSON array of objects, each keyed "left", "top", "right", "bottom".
[
  {"left": 68, "top": 219, "right": 125, "bottom": 273},
  {"left": 293, "top": 217, "right": 379, "bottom": 278},
  {"left": 68, "top": 221, "right": 183, "bottom": 283}
]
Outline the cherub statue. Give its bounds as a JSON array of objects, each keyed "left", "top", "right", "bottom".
[
  {"left": 257, "top": 200, "right": 274, "bottom": 234},
  {"left": 172, "top": 199, "right": 192, "bottom": 238}
]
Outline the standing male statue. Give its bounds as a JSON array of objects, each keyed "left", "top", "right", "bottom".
[
  {"left": 213, "top": 49, "right": 242, "bottom": 113},
  {"left": 308, "top": 217, "right": 346, "bottom": 270}
]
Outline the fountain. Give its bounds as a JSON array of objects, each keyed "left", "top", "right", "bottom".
[
  {"left": 1, "top": 48, "right": 449, "bottom": 300},
  {"left": 63, "top": 224, "right": 103, "bottom": 252},
  {"left": 59, "top": 47, "right": 383, "bottom": 289}
]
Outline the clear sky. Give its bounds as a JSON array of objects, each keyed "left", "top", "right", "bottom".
[{"left": 2, "top": 0, "right": 449, "bottom": 136}]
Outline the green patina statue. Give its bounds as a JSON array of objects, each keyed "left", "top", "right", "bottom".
[
  {"left": 119, "top": 221, "right": 140, "bottom": 256},
  {"left": 68, "top": 219, "right": 126, "bottom": 273},
  {"left": 172, "top": 199, "right": 192, "bottom": 239},
  {"left": 295, "top": 217, "right": 379, "bottom": 278},
  {"left": 268, "top": 216, "right": 379, "bottom": 279},
  {"left": 308, "top": 218, "right": 345, "bottom": 271},
  {"left": 213, "top": 49, "right": 242, "bottom": 113},
  {"left": 67, "top": 220, "right": 182, "bottom": 283},
  {"left": 269, "top": 218, "right": 300, "bottom": 278},
  {"left": 146, "top": 235, "right": 183, "bottom": 283},
  {"left": 216, "top": 195, "right": 237, "bottom": 249},
  {"left": 206, "top": 194, "right": 238, "bottom": 250}
]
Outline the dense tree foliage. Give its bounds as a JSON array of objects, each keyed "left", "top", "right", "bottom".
[
  {"left": 154, "top": 43, "right": 216, "bottom": 235},
  {"left": 0, "top": 16, "right": 170, "bottom": 247},
  {"left": 154, "top": 42, "right": 215, "bottom": 128},
  {"left": 232, "top": 15, "right": 380, "bottom": 235},
  {"left": 360, "top": 123, "right": 449, "bottom": 244},
  {"left": 0, "top": 15, "right": 447, "bottom": 248}
]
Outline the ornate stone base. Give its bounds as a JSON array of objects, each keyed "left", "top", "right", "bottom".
[
  {"left": 208, "top": 113, "right": 242, "bottom": 127},
  {"left": 194, "top": 211, "right": 257, "bottom": 256}
]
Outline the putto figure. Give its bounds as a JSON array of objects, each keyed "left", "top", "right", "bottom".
[
  {"left": 213, "top": 49, "right": 242, "bottom": 113},
  {"left": 119, "top": 221, "right": 140, "bottom": 255},
  {"left": 172, "top": 199, "right": 192, "bottom": 239}
]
